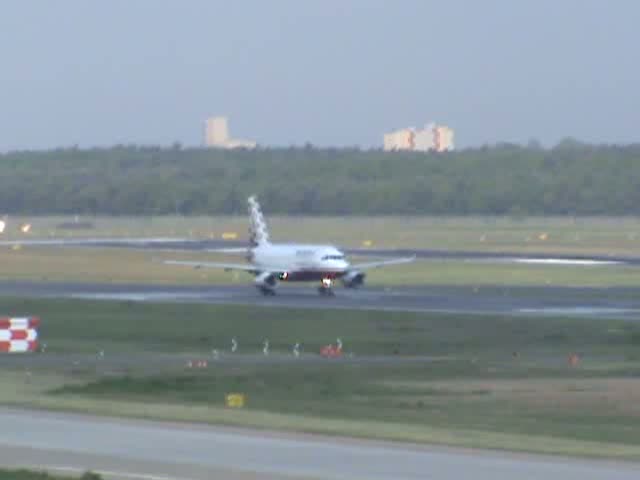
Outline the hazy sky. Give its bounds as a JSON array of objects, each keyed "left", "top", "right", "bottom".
[{"left": 1, "top": 0, "right": 638, "bottom": 151}]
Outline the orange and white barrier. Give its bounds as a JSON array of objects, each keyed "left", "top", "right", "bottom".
[
  {"left": 320, "top": 338, "right": 343, "bottom": 358},
  {"left": 320, "top": 344, "right": 342, "bottom": 358},
  {"left": 186, "top": 359, "right": 208, "bottom": 368},
  {"left": 0, "top": 317, "right": 39, "bottom": 353}
]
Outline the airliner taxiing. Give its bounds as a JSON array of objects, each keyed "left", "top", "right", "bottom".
[{"left": 165, "top": 196, "right": 415, "bottom": 296}]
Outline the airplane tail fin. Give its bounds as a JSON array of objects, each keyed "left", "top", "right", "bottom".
[{"left": 248, "top": 196, "right": 270, "bottom": 247}]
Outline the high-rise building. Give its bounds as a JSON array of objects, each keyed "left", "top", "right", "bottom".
[
  {"left": 433, "top": 125, "right": 454, "bottom": 152},
  {"left": 205, "top": 117, "right": 229, "bottom": 146},
  {"left": 413, "top": 127, "right": 435, "bottom": 151},
  {"left": 383, "top": 123, "right": 454, "bottom": 152},
  {"left": 204, "top": 116, "right": 256, "bottom": 149},
  {"left": 383, "top": 129, "right": 414, "bottom": 151}
]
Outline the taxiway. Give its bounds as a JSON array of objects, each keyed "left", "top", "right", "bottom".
[
  {"left": 0, "top": 281, "right": 639, "bottom": 319},
  {"left": 0, "top": 408, "right": 638, "bottom": 480}
]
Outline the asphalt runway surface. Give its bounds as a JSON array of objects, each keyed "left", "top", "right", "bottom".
[
  {"left": 1, "top": 280, "right": 640, "bottom": 320},
  {"left": 0, "top": 407, "right": 638, "bottom": 480}
]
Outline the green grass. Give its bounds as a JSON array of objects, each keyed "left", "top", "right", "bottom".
[
  {"left": 51, "top": 364, "right": 640, "bottom": 445},
  {"left": 4, "top": 296, "right": 640, "bottom": 356},
  {"left": 2, "top": 246, "right": 640, "bottom": 287},
  {"left": 365, "top": 260, "right": 640, "bottom": 287},
  {"left": 2, "top": 298, "right": 640, "bottom": 458},
  {"left": 5, "top": 214, "right": 640, "bottom": 255},
  {"left": 0, "top": 470, "right": 101, "bottom": 480}
]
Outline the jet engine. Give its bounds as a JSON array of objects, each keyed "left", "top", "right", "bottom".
[
  {"left": 254, "top": 271, "right": 278, "bottom": 295},
  {"left": 341, "top": 270, "right": 366, "bottom": 288}
]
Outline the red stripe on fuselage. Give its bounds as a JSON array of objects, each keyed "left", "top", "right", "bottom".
[{"left": 281, "top": 270, "right": 346, "bottom": 282}]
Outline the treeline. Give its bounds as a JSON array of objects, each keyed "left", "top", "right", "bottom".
[{"left": 0, "top": 142, "right": 639, "bottom": 215}]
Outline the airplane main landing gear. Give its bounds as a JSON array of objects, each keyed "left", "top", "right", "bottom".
[
  {"left": 318, "top": 277, "right": 335, "bottom": 297},
  {"left": 257, "top": 285, "right": 276, "bottom": 296}
]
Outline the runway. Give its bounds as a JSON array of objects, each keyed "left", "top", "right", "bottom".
[
  {"left": 0, "top": 407, "right": 638, "bottom": 480},
  {"left": 0, "top": 280, "right": 639, "bottom": 319}
]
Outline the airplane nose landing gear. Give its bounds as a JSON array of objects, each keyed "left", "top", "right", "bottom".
[{"left": 318, "top": 277, "right": 335, "bottom": 296}]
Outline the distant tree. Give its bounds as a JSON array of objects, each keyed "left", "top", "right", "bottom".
[
  {"left": 0, "top": 143, "right": 638, "bottom": 216},
  {"left": 527, "top": 138, "right": 543, "bottom": 150},
  {"left": 554, "top": 136, "right": 587, "bottom": 150}
]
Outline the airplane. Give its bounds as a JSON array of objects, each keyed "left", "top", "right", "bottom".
[{"left": 164, "top": 196, "right": 416, "bottom": 296}]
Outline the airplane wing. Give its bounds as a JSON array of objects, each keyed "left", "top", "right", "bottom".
[
  {"left": 163, "top": 259, "right": 294, "bottom": 275},
  {"left": 163, "top": 260, "right": 259, "bottom": 272},
  {"left": 204, "top": 247, "right": 250, "bottom": 254},
  {"left": 350, "top": 255, "right": 416, "bottom": 270},
  {"left": 165, "top": 256, "right": 416, "bottom": 273}
]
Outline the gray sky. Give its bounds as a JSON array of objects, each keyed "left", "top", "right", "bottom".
[{"left": 1, "top": 0, "right": 638, "bottom": 151}]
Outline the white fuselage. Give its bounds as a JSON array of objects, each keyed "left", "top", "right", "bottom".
[
  {"left": 250, "top": 243, "right": 350, "bottom": 281},
  {"left": 163, "top": 195, "right": 413, "bottom": 294}
]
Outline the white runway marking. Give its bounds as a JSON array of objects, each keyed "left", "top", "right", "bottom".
[
  {"left": 510, "top": 258, "right": 623, "bottom": 266},
  {"left": 0, "top": 237, "right": 190, "bottom": 246},
  {"left": 518, "top": 307, "right": 640, "bottom": 316},
  {"left": 68, "top": 292, "right": 229, "bottom": 302}
]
